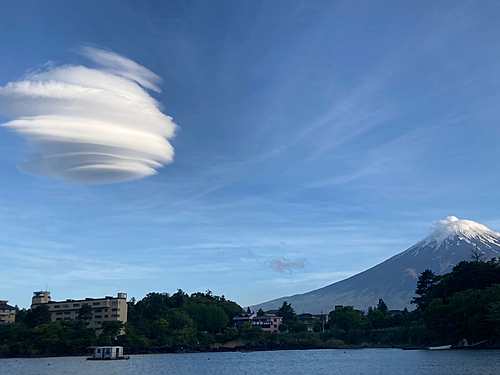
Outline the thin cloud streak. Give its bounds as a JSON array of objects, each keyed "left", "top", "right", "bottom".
[
  {"left": 0, "top": 47, "right": 177, "bottom": 184},
  {"left": 0, "top": 245, "right": 160, "bottom": 287}
]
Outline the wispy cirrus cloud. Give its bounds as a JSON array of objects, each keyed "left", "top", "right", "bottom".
[
  {"left": 0, "top": 46, "right": 177, "bottom": 184},
  {"left": 0, "top": 245, "right": 160, "bottom": 286}
]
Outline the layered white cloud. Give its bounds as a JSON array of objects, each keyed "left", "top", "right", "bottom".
[{"left": 0, "top": 47, "right": 177, "bottom": 184}]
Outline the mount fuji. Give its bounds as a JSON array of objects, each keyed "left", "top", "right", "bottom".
[{"left": 253, "top": 217, "right": 500, "bottom": 313}]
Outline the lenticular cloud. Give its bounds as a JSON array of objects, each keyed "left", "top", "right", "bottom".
[{"left": 0, "top": 47, "right": 177, "bottom": 184}]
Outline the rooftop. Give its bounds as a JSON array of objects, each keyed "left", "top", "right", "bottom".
[{"left": 0, "top": 301, "right": 16, "bottom": 310}]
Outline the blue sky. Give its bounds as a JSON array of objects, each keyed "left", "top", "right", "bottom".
[{"left": 1, "top": 0, "right": 500, "bottom": 310}]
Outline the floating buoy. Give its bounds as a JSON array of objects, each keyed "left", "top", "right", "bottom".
[
  {"left": 208, "top": 358, "right": 211, "bottom": 360},
  {"left": 48, "top": 364, "right": 50, "bottom": 366}
]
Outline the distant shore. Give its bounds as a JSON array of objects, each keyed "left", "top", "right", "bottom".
[{"left": 3, "top": 343, "right": 500, "bottom": 360}]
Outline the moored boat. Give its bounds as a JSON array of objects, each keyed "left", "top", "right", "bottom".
[
  {"left": 427, "top": 345, "right": 451, "bottom": 350},
  {"left": 87, "top": 346, "right": 130, "bottom": 360}
]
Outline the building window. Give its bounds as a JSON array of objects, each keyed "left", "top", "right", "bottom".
[
  {"left": 112, "top": 302, "right": 118, "bottom": 305},
  {"left": 105, "top": 315, "right": 108, "bottom": 318},
  {"left": 53, "top": 305, "right": 61, "bottom": 309},
  {"left": 112, "top": 308, "right": 118, "bottom": 311},
  {"left": 73, "top": 304, "right": 80, "bottom": 307},
  {"left": 93, "top": 302, "right": 100, "bottom": 306},
  {"left": 64, "top": 318, "right": 71, "bottom": 321},
  {"left": 95, "top": 309, "right": 102, "bottom": 313},
  {"left": 112, "top": 314, "right": 120, "bottom": 318},
  {"left": 64, "top": 312, "right": 71, "bottom": 315},
  {"left": 95, "top": 315, "right": 102, "bottom": 318},
  {"left": 95, "top": 321, "right": 101, "bottom": 325},
  {"left": 56, "top": 312, "right": 63, "bottom": 315},
  {"left": 56, "top": 318, "right": 62, "bottom": 321},
  {"left": 62, "top": 304, "right": 69, "bottom": 308}
]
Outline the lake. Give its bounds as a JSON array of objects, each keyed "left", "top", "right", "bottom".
[{"left": 1, "top": 349, "right": 499, "bottom": 375}]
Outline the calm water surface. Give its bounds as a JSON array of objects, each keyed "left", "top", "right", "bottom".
[{"left": 1, "top": 349, "right": 499, "bottom": 375}]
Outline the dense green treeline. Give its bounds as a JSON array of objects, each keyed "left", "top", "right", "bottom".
[
  {"left": 119, "top": 290, "right": 244, "bottom": 350},
  {"left": 324, "top": 258, "right": 500, "bottom": 347},
  {"left": 413, "top": 258, "right": 500, "bottom": 345},
  {"left": 2, "top": 259, "right": 500, "bottom": 357}
]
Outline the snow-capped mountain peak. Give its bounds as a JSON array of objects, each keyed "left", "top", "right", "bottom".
[
  {"left": 423, "top": 216, "right": 500, "bottom": 248},
  {"left": 254, "top": 216, "right": 500, "bottom": 312}
]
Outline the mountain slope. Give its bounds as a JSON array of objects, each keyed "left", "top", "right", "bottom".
[{"left": 253, "top": 217, "right": 500, "bottom": 313}]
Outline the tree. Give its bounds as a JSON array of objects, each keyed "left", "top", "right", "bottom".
[
  {"left": 329, "top": 306, "right": 362, "bottom": 333},
  {"left": 219, "top": 300, "right": 244, "bottom": 324},
  {"left": 186, "top": 304, "right": 229, "bottom": 333},
  {"left": 33, "top": 322, "right": 65, "bottom": 355},
  {"left": 278, "top": 323, "right": 288, "bottom": 332},
  {"left": 368, "top": 309, "right": 388, "bottom": 329},
  {"left": 238, "top": 322, "right": 265, "bottom": 345},
  {"left": 15, "top": 308, "right": 27, "bottom": 323},
  {"left": 277, "top": 301, "right": 297, "bottom": 326},
  {"left": 312, "top": 317, "right": 325, "bottom": 332},
  {"left": 101, "top": 321, "right": 124, "bottom": 339},
  {"left": 376, "top": 299, "right": 389, "bottom": 316},
  {"left": 412, "top": 269, "right": 437, "bottom": 311},
  {"left": 257, "top": 308, "right": 265, "bottom": 316},
  {"left": 422, "top": 298, "right": 451, "bottom": 340},
  {"left": 24, "top": 305, "right": 51, "bottom": 328},
  {"left": 470, "top": 247, "right": 486, "bottom": 262},
  {"left": 165, "top": 309, "right": 194, "bottom": 330},
  {"left": 488, "top": 301, "right": 500, "bottom": 333},
  {"left": 220, "top": 327, "right": 238, "bottom": 343},
  {"left": 77, "top": 305, "right": 93, "bottom": 324},
  {"left": 246, "top": 307, "right": 251, "bottom": 314},
  {"left": 291, "top": 322, "right": 308, "bottom": 333}
]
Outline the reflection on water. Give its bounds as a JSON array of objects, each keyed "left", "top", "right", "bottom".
[{"left": 1, "top": 349, "right": 499, "bottom": 375}]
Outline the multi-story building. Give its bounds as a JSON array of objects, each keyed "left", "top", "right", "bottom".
[
  {"left": 0, "top": 300, "right": 16, "bottom": 324},
  {"left": 233, "top": 313, "right": 283, "bottom": 333},
  {"left": 31, "top": 291, "right": 127, "bottom": 333},
  {"left": 297, "top": 313, "right": 330, "bottom": 332}
]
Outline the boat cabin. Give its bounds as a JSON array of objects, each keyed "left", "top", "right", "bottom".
[{"left": 87, "top": 346, "right": 129, "bottom": 360}]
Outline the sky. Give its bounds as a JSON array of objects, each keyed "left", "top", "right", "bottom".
[{"left": 1, "top": 0, "right": 500, "bottom": 310}]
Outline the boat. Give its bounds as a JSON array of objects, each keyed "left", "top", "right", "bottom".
[
  {"left": 87, "top": 346, "right": 130, "bottom": 360},
  {"left": 427, "top": 345, "right": 451, "bottom": 350}
]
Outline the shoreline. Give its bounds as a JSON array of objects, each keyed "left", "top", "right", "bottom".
[{"left": 2, "top": 344, "right": 500, "bottom": 360}]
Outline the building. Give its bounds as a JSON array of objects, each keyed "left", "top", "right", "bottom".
[
  {"left": 0, "top": 300, "right": 16, "bottom": 324},
  {"left": 297, "top": 313, "right": 330, "bottom": 332},
  {"left": 31, "top": 291, "right": 127, "bottom": 333},
  {"left": 233, "top": 313, "right": 283, "bottom": 333},
  {"left": 87, "top": 346, "right": 129, "bottom": 360}
]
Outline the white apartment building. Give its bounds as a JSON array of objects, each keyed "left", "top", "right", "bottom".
[{"left": 31, "top": 291, "right": 127, "bottom": 333}]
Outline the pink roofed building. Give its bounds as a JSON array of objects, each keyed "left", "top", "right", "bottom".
[{"left": 233, "top": 313, "right": 283, "bottom": 333}]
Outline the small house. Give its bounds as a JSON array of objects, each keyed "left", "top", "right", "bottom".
[{"left": 87, "top": 346, "right": 129, "bottom": 360}]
